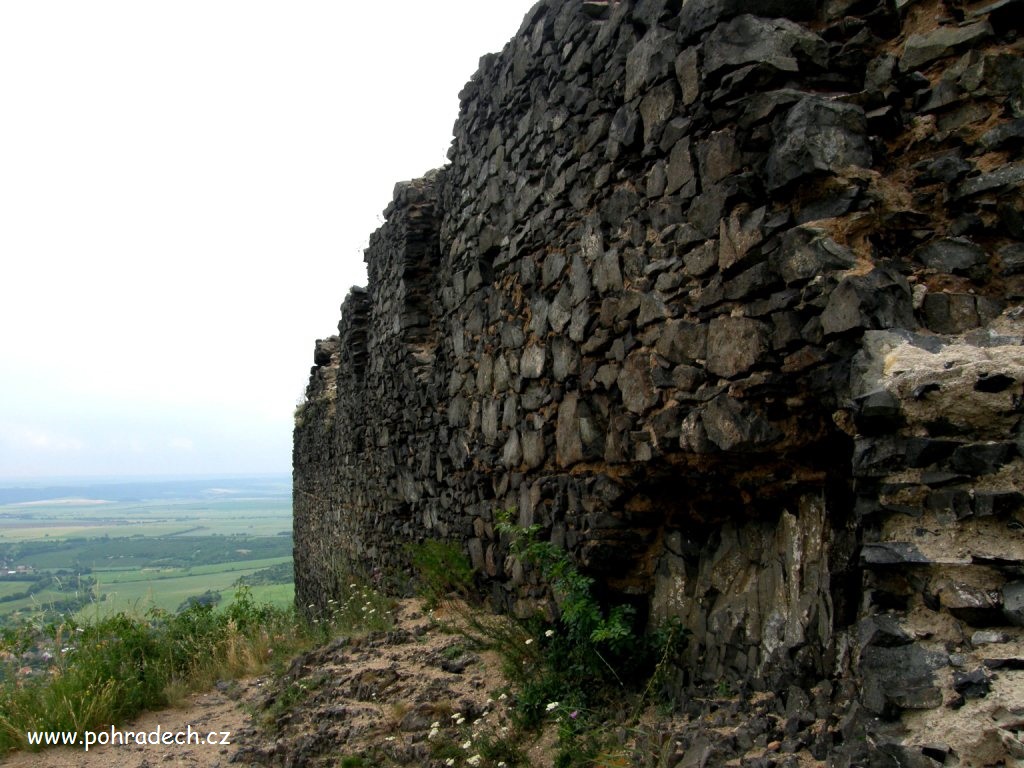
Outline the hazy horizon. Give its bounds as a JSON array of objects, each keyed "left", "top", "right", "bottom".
[
  {"left": 0, "top": 1, "right": 538, "bottom": 479},
  {"left": 0, "top": 473, "right": 291, "bottom": 509},
  {"left": 0, "top": 471, "right": 292, "bottom": 486}
]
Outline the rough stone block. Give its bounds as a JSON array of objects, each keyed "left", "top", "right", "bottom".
[
  {"left": 624, "top": 28, "right": 678, "bottom": 102},
  {"left": 914, "top": 238, "right": 989, "bottom": 279},
  {"left": 765, "top": 97, "right": 871, "bottom": 191},
  {"left": 820, "top": 266, "right": 913, "bottom": 335},
  {"left": 706, "top": 316, "right": 771, "bottom": 378},
  {"left": 700, "top": 395, "right": 781, "bottom": 451},
  {"left": 772, "top": 227, "right": 855, "bottom": 285},
  {"left": 901, "top": 20, "right": 993, "bottom": 71},
  {"left": 704, "top": 15, "right": 828, "bottom": 80}
]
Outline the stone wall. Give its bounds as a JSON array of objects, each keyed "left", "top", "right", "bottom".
[{"left": 294, "top": 0, "right": 1024, "bottom": 762}]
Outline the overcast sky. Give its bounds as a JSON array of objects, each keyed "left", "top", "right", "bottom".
[{"left": 0, "top": 0, "right": 538, "bottom": 479}]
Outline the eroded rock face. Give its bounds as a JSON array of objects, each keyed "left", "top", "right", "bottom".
[{"left": 295, "top": 0, "right": 1024, "bottom": 763}]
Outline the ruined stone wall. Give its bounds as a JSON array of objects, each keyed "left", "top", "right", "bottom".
[{"left": 295, "top": 0, "right": 1024, "bottom": 762}]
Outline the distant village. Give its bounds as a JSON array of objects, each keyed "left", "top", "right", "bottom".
[{"left": 0, "top": 562, "right": 35, "bottom": 577}]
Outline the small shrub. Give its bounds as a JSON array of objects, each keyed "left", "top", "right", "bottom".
[
  {"left": 261, "top": 675, "right": 323, "bottom": 730},
  {"left": 0, "top": 587, "right": 316, "bottom": 754},
  {"left": 492, "top": 510, "right": 688, "bottom": 760},
  {"left": 494, "top": 513, "right": 640, "bottom": 704}
]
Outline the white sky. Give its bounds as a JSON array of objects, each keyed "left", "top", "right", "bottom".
[{"left": 0, "top": 0, "right": 538, "bottom": 479}]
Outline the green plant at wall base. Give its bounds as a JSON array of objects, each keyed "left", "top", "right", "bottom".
[
  {"left": 493, "top": 509, "right": 687, "bottom": 757},
  {"left": 408, "top": 539, "right": 475, "bottom": 608},
  {"left": 494, "top": 510, "right": 635, "bottom": 676}
]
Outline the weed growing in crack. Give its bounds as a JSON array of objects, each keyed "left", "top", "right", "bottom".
[
  {"left": 408, "top": 526, "right": 687, "bottom": 768},
  {"left": 493, "top": 511, "right": 688, "bottom": 766}
]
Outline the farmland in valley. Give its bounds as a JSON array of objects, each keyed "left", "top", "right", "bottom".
[{"left": 0, "top": 475, "right": 293, "bottom": 623}]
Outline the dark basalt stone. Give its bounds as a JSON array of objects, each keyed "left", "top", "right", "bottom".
[
  {"left": 859, "top": 645, "right": 947, "bottom": 717},
  {"left": 913, "top": 153, "right": 973, "bottom": 186},
  {"left": 765, "top": 97, "right": 872, "bottom": 191},
  {"left": 954, "top": 162, "right": 1024, "bottom": 200},
  {"left": 952, "top": 668, "right": 992, "bottom": 698},
  {"left": 974, "top": 372, "right": 1016, "bottom": 392},
  {"left": 820, "top": 265, "right": 913, "bottom": 335},
  {"left": 676, "top": 0, "right": 819, "bottom": 43},
  {"left": 914, "top": 237, "right": 989, "bottom": 279},
  {"left": 772, "top": 227, "right": 856, "bottom": 285},
  {"left": 900, "top": 20, "right": 993, "bottom": 71},
  {"left": 703, "top": 14, "right": 828, "bottom": 81},
  {"left": 861, "top": 541, "right": 932, "bottom": 565},
  {"left": 949, "top": 441, "right": 1017, "bottom": 476},
  {"left": 997, "top": 243, "right": 1024, "bottom": 276},
  {"left": 853, "top": 390, "right": 904, "bottom": 435}
]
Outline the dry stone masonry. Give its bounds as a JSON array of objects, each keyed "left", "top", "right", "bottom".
[{"left": 294, "top": 0, "right": 1024, "bottom": 763}]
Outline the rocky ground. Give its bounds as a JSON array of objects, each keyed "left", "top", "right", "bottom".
[
  {"left": 0, "top": 598, "right": 869, "bottom": 768},
  {"left": 0, "top": 600, "right": 533, "bottom": 768},
  {"left": 5, "top": 598, "right": 1021, "bottom": 767}
]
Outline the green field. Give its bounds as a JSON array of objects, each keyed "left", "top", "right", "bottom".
[
  {"left": 0, "top": 581, "right": 33, "bottom": 599},
  {"left": 0, "top": 497, "right": 292, "bottom": 542},
  {"left": 85, "top": 556, "right": 293, "bottom": 615},
  {"left": 0, "top": 476, "right": 295, "bottom": 624},
  {"left": 0, "top": 587, "right": 83, "bottom": 616}
]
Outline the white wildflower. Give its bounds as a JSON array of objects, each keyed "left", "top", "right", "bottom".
[
  {"left": 545, "top": 629, "right": 555, "bottom": 637},
  {"left": 546, "top": 701, "right": 559, "bottom": 712},
  {"left": 467, "top": 756, "right": 482, "bottom": 766}
]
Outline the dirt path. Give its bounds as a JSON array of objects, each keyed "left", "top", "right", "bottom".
[{"left": 0, "top": 679, "right": 265, "bottom": 768}]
